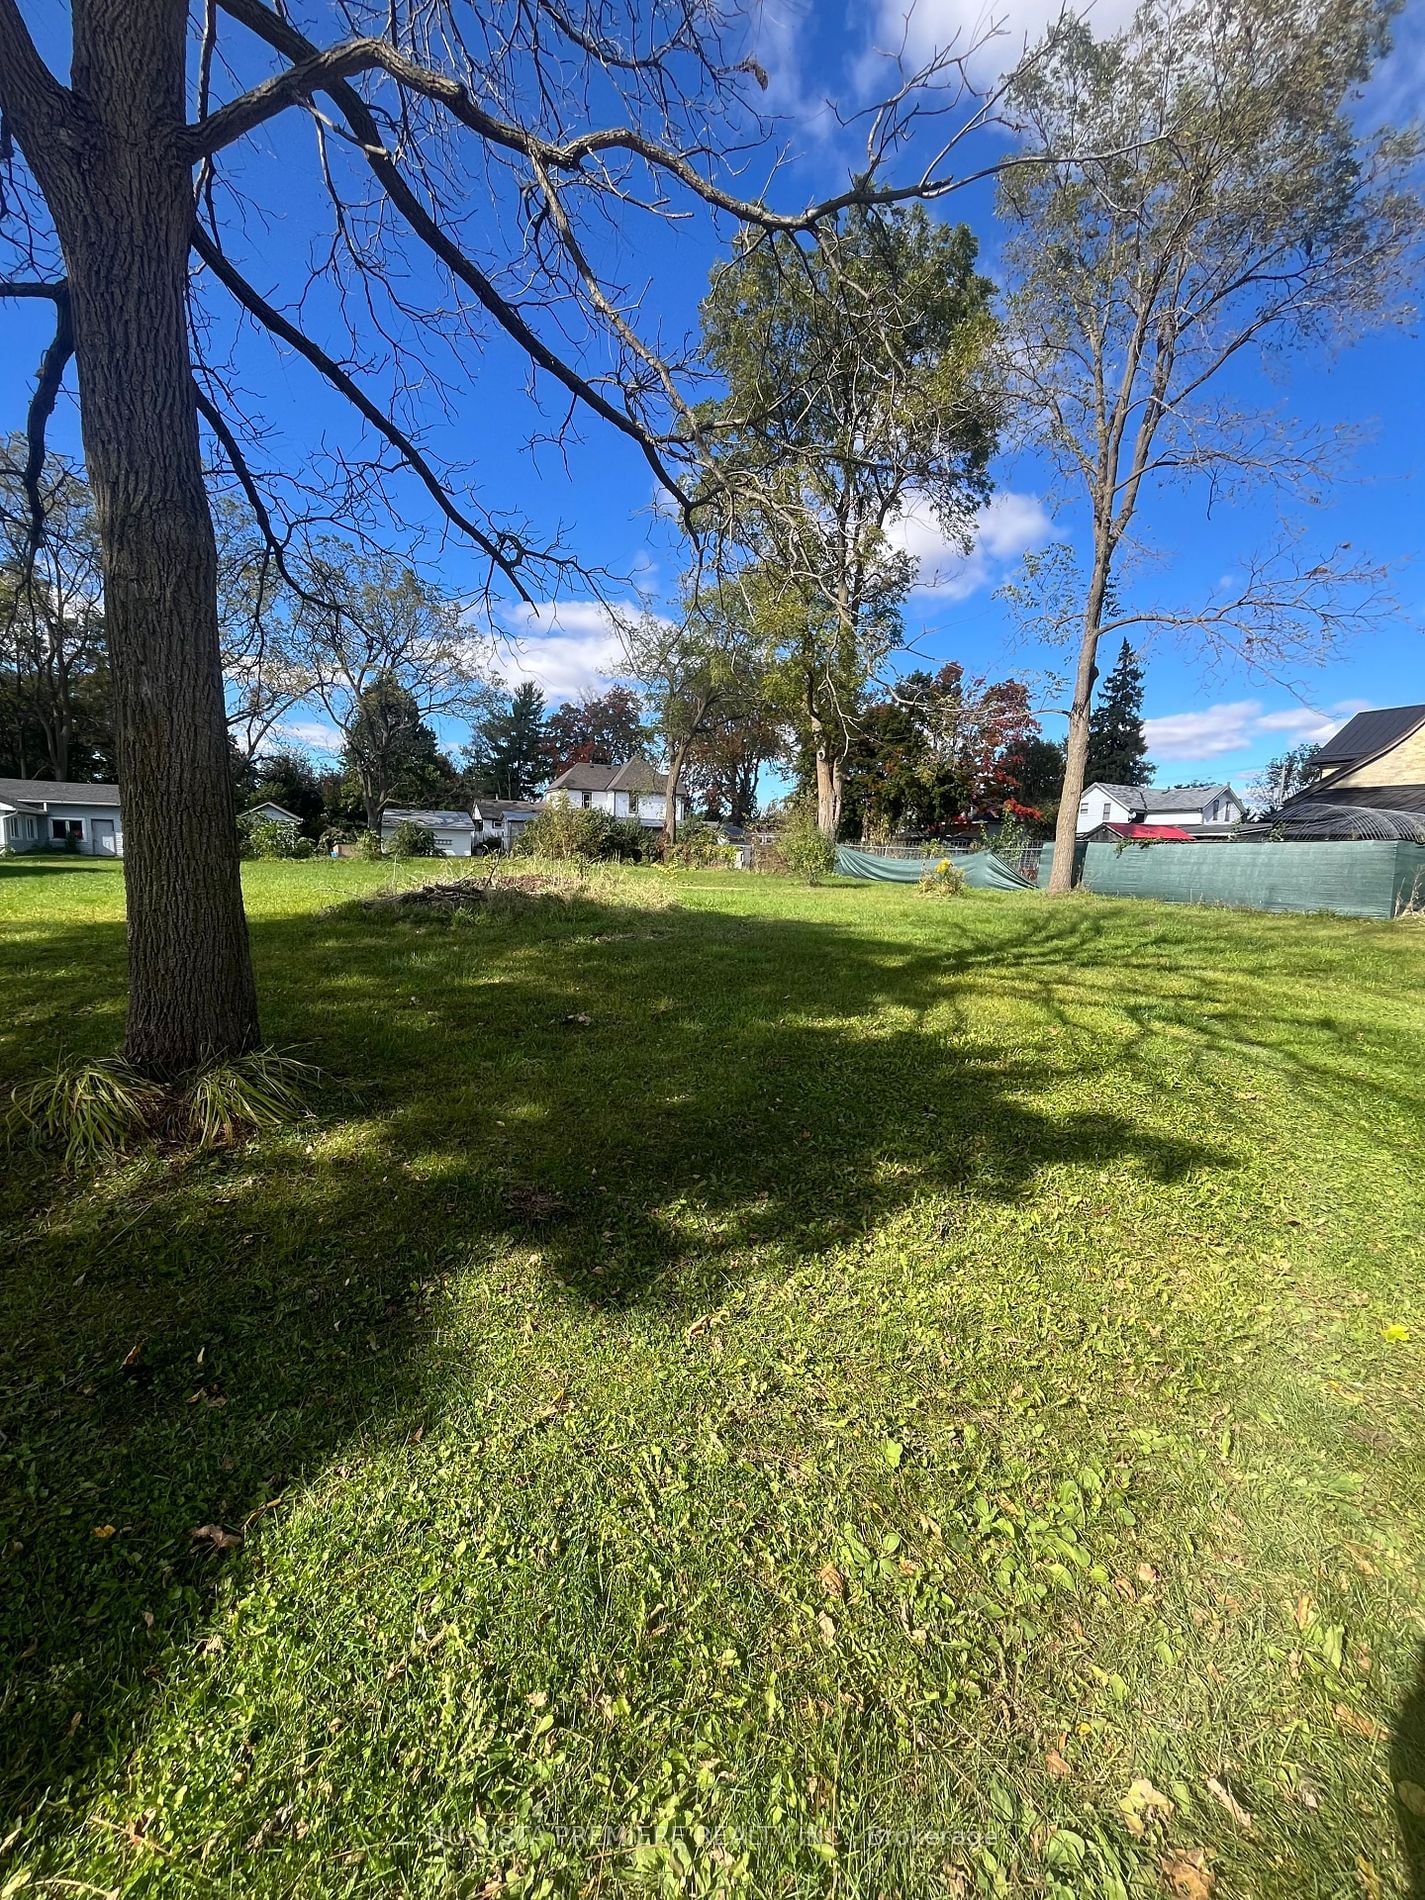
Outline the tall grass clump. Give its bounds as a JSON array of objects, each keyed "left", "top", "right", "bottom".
[{"left": 7, "top": 1057, "right": 165, "bottom": 1167}]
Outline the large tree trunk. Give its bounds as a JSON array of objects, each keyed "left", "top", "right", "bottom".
[
  {"left": 1047, "top": 552, "right": 1111, "bottom": 896},
  {"left": 660, "top": 737, "right": 694, "bottom": 850},
  {"left": 806, "top": 674, "right": 841, "bottom": 838},
  {"left": 38, "top": 5, "right": 259, "bottom": 1073},
  {"left": 661, "top": 693, "right": 713, "bottom": 849}
]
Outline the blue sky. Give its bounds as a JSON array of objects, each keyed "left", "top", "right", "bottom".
[{"left": 5, "top": 0, "right": 1422, "bottom": 794}]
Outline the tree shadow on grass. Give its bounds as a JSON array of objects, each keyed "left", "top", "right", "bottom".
[{"left": 0, "top": 875, "right": 1410, "bottom": 1867}]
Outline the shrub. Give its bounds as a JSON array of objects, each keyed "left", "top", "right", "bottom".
[
  {"left": 319, "top": 823, "right": 356, "bottom": 855},
  {"left": 776, "top": 802, "right": 837, "bottom": 884},
  {"left": 388, "top": 819, "right": 439, "bottom": 859},
  {"left": 291, "top": 836, "right": 316, "bottom": 860},
  {"left": 918, "top": 857, "right": 967, "bottom": 898},
  {"left": 663, "top": 821, "right": 730, "bottom": 869},
  {"left": 604, "top": 816, "right": 654, "bottom": 862},
  {"left": 514, "top": 799, "right": 615, "bottom": 862},
  {"left": 245, "top": 816, "right": 303, "bottom": 860},
  {"left": 356, "top": 829, "right": 384, "bottom": 860}
]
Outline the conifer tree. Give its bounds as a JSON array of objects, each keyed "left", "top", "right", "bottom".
[
  {"left": 466, "top": 683, "right": 550, "bottom": 800},
  {"left": 1086, "top": 641, "right": 1153, "bottom": 786}
]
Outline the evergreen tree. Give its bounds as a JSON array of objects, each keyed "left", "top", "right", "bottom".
[
  {"left": 248, "top": 748, "right": 326, "bottom": 837},
  {"left": 465, "top": 682, "right": 549, "bottom": 799},
  {"left": 341, "top": 671, "right": 458, "bottom": 828},
  {"left": 1086, "top": 641, "right": 1153, "bottom": 785}
]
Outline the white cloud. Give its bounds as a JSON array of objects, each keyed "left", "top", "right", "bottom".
[
  {"left": 870, "top": 0, "right": 1137, "bottom": 86},
  {"left": 748, "top": 0, "right": 844, "bottom": 135},
  {"left": 1143, "top": 698, "right": 1370, "bottom": 764},
  {"left": 890, "top": 489, "right": 1053, "bottom": 600},
  {"left": 268, "top": 719, "right": 344, "bottom": 757},
  {"left": 494, "top": 600, "right": 636, "bottom": 702}
]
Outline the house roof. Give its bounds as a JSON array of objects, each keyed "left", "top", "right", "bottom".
[
  {"left": 470, "top": 797, "right": 540, "bottom": 817},
  {"left": 0, "top": 776, "right": 120, "bottom": 811},
  {"left": 1312, "top": 704, "right": 1425, "bottom": 767},
  {"left": 241, "top": 800, "right": 303, "bottom": 825},
  {"left": 1086, "top": 782, "right": 1233, "bottom": 815},
  {"left": 547, "top": 759, "right": 661, "bottom": 794},
  {"left": 382, "top": 808, "right": 474, "bottom": 830}
]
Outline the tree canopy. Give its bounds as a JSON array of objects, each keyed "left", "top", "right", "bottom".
[
  {"left": 697, "top": 205, "right": 999, "bottom": 834},
  {"left": 998, "top": 0, "right": 1419, "bottom": 889}
]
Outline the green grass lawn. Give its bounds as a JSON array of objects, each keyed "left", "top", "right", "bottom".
[{"left": 2, "top": 856, "right": 1424, "bottom": 1897}]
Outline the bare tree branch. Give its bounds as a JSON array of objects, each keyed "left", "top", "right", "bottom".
[{"left": 191, "top": 223, "right": 543, "bottom": 598}]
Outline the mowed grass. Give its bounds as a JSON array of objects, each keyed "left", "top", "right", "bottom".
[{"left": 2, "top": 855, "right": 1424, "bottom": 1898}]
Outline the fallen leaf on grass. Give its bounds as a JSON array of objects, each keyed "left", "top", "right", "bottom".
[
  {"left": 1160, "top": 1846, "right": 1214, "bottom": 1898},
  {"left": 817, "top": 1563, "right": 846, "bottom": 1600},
  {"left": 1397, "top": 1780, "right": 1425, "bottom": 1819},
  {"left": 1120, "top": 1777, "right": 1174, "bottom": 1837},
  {"left": 816, "top": 1611, "right": 837, "bottom": 1645},
  {"left": 563, "top": 1012, "right": 592, "bottom": 1027},
  {"left": 1205, "top": 1779, "right": 1253, "bottom": 1830},
  {"left": 1046, "top": 1748, "right": 1072, "bottom": 1780},
  {"left": 191, "top": 1523, "right": 242, "bottom": 1552},
  {"left": 92, "top": 1525, "right": 116, "bottom": 1540}
]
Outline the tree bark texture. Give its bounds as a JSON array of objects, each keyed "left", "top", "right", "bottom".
[{"left": 9, "top": 4, "right": 260, "bottom": 1073}]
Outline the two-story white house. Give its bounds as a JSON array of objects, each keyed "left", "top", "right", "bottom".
[
  {"left": 544, "top": 760, "right": 688, "bottom": 830},
  {"left": 1076, "top": 781, "right": 1245, "bottom": 838},
  {"left": 0, "top": 777, "right": 124, "bottom": 856}
]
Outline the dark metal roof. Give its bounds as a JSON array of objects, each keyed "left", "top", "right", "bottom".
[
  {"left": 1312, "top": 704, "right": 1425, "bottom": 766},
  {"left": 0, "top": 776, "right": 120, "bottom": 808}
]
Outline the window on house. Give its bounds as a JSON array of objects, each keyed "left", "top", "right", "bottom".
[
  {"left": 628, "top": 793, "right": 639, "bottom": 816},
  {"left": 52, "top": 818, "right": 82, "bottom": 841},
  {"left": 1101, "top": 803, "right": 1111, "bottom": 821},
  {"left": 581, "top": 792, "right": 591, "bottom": 808}
]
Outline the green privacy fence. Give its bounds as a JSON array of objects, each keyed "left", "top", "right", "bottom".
[
  {"left": 835, "top": 846, "right": 1036, "bottom": 890},
  {"left": 1036, "top": 840, "right": 1425, "bottom": 919}
]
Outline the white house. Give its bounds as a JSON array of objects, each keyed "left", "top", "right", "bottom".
[
  {"left": 0, "top": 777, "right": 123, "bottom": 857},
  {"left": 1076, "top": 781, "right": 1245, "bottom": 837},
  {"left": 241, "top": 799, "right": 305, "bottom": 830},
  {"left": 545, "top": 760, "right": 687, "bottom": 829},
  {"left": 378, "top": 807, "right": 477, "bottom": 856},
  {"left": 470, "top": 796, "right": 540, "bottom": 850}
]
